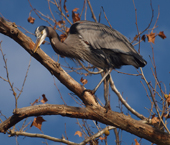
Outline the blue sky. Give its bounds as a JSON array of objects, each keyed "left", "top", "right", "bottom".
[{"left": 0, "top": 0, "right": 170, "bottom": 145}]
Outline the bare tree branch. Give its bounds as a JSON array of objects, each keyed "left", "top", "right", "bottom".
[
  {"left": 9, "top": 130, "right": 79, "bottom": 145},
  {"left": 0, "top": 16, "right": 170, "bottom": 145},
  {"left": 0, "top": 104, "right": 170, "bottom": 144},
  {"left": 109, "top": 75, "right": 147, "bottom": 120},
  {"left": 0, "top": 41, "right": 18, "bottom": 108},
  {"left": 87, "top": 0, "right": 97, "bottom": 22},
  {"left": 0, "top": 17, "right": 98, "bottom": 108}
]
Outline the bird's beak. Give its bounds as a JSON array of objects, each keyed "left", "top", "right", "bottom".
[{"left": 33, "top": 31, "right": 47, "bottom": 53}]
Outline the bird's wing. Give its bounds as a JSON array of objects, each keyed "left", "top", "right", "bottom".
[{"left": 68, "top": 21, "right": 137, "bottom": 54}]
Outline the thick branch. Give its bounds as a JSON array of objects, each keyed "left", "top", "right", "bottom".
[
  {"left": 0, "top": 104, "right": 170, "bottom": 145},
  {"left": 0, "top": 17, "right": 98, "bottom": 107},
  {"left": 0, "top": 17, "right": 170, "bottom": 145}
]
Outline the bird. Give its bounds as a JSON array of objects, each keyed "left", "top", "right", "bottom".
[{"left": 34, "top": 20, "right": 147, "bottom": 110}]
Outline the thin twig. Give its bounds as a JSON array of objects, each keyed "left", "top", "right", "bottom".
[
  {"left": 152, "top": 5, "right": 160, "bottom": 31},
  {"left": 132, "top": 0, "right": 141, "bottom": 52},
  {"left": 17, "top": 56, "right": 31, "bottom": 99},
  {"left": 101, "top": 6, "right": 112, "bottom": 28},
  {"left": 79, "top": 126, "right": 115, "bottom": 145},
  {"left": 48, "top": 0, "right": 56, "bottom": 22},
  {"left": 114, "top": 128, "right": 120, "bottom": 145},
  {"left": 131, "top": 0, "right": 154, "bottom": 44},
  {"left": 53, "top": 77, "right": 67, "bottom": 106},
  {"left": 113, "top": 69, "right": 140, "bottom": 76},
  {"left": 52, "top": 0, "right": 72, "bottom": 25},
  {"left": 68, "top": 93, "right": 84, "bottom": 107},
  {"left": 28, "top": 0, "right": 54, "bottom": 27},
  {"left": 109, "top": 74, "right": 147, "bottom": 120},
  {"left": 80, "top": 0, "right": 86, "bottom": 19},
  {"left": 87, "top": 0, "right": 97, "bottom": 22},
  {"left": 76, "top": 119, "right": 88, "bottom": 139},
  {"left": 9, "top": 130, "right": 79, "bottom": 145},
  {"left": 140, "top": 68, "right": 170, "bottom": 133},
  {"left": 0, "top": 42, "right": 17, "bottom": 108},
  {"left": 64, "top": 123, "right": 68, "bottom": 140}
]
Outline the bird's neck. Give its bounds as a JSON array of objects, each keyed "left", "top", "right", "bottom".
[
  {"left": 47, "top": 27, "right": 60, "bottom": 40},
  {"left": 46, "top": 27, "right": 79, "bottom": 59}
]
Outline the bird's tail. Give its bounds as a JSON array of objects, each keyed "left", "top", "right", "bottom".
[
  {"left": 133, "top": 53, "right": 147, "bottom": 68},
  {"left": 121, "top": 53, "right": 147, "bottom": 68}
]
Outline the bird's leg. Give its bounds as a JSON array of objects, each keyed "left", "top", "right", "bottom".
[
  {"left": 83, "top": 68, "right": 112, "bottom": 107},
  {"left": 89, "top": 68, "right": 112, "bottom": 94},
  {"left": 104, "top": 73, "right": 111, "bottom": 112},
  {"left": 85, "top": 69, "right": 111, "bottom": 94}
]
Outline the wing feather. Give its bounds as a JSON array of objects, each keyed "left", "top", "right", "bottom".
[
  {"left": 69, "top": 21, "right": 137, "bottom": 54},
  {"left": 65, "top": 20, "right": 146, "bottom": 68}
]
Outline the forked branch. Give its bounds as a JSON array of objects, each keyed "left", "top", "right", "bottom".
[{"left": 0, "top": 17, "right": 170, "bottom": 145}]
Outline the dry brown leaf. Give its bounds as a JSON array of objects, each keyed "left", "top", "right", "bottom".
[
  {"left": 72, "top": 13, "right": 80, "bottom": 23},
  {"left": 84, "top": 73, "right": 88, "bottom": 76},
  {"left": 66, "top": 27, "right": 70, "bottom": 33},
  {"left": 55, "top": 20, "right": 65, "bottom": 28},
  {"left": 133, "top": 35, "right": 138, "bottom": 41},
  {"left": 151, "top": 115, "right": 160, "bottom": 124},
  {"left": 64, "top": 0, "right": 68, "bottom": 13},
  {"left": 147, "top": 32, "right": 156, "bottom": 44},
  {"left": 30, "top": 116, "right": 46, "bottom": 130},
  {"left": 60, "top": 34, "right": 67, "bottom": 42},
  {"left": 141, "top": 34, "right": 146, "bottom": 42},
  {"left": 74, "top": 131, "right": 82, "bottom": 137},
  {"left": 163, "top": 113, "right": 170, "bottom": 119},
  {"left": 72, "top": 8, "right": 79, "bottom": 12},
  {"left": 56, "top": 22, "right": 61, "bottom": 28},
  {"left": 134, "top": 139, "right": 140, "bottom": 145},
  {"left": 41, "top": 94, "right": 48, "bottom": 104},
  {"left": 158, "top": 31, "right": 166, "bottom": 39},
  {"left": 59, "top": 28, "right": 69, "bottom": 43},
  {"left": 27, "top": 16, "right": 35, "bottom": 24},
  {"left": 72, "top": 8, "right": 80, "bottom": 23},
  {"left": 31, "top": 98, "right": 40, "bottom": 106},
  {"left": 58, "top": 20, "right": 65, "bottom": 25},
  {"left": 80, "top": 77, "right": 88, "bottom": 85},
  {"left": 99, "top": 136, "right": 106, "bottom": 141}
]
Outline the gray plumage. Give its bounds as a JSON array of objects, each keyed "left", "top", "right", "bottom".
[
  {"left": 34, "top": 20, "right": 147, "bottom": 111},
  {"left": 34, "top": 20, "right": 147, "bottom": 70}
]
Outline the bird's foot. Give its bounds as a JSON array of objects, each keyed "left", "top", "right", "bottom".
[
  {"left": 83, "top": 89, "right": 98, "bottom": 103},
  {"left": 84, "top": 89, "right": 96, "bottom": 95},
  {"left": 104, "top": 102, "right": 111, "bottom": 113}
]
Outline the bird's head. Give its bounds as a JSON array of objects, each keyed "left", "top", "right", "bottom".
[{"left": 33, "top": 26, "right": 48, "bottom": 53}]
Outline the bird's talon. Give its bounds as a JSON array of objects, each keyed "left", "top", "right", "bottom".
[
  {"left": 85, "top": 89, "right": 95, "bottom": 95},
  {"left": 83, "top": 89, "right": 98, "bottom": 103}
]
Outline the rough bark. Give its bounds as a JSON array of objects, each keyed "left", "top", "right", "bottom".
[
  {"left": 0, "top": 17, "right": 98, "bottom": 107},
  {"left": 0, "top": 17, "right": 170, "bottom": 145}
]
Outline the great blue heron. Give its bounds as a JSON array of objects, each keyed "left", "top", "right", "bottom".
[{"left": 34, "top": 20, "right": 147, "bottom": 110}]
